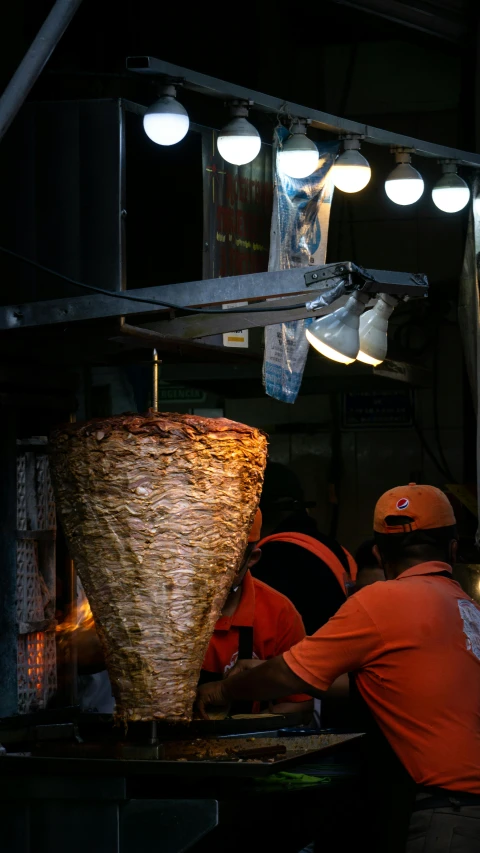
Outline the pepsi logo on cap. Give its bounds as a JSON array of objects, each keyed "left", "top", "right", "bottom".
[{"left": 396, "top": 498, "right": 409, "bottom": 511}]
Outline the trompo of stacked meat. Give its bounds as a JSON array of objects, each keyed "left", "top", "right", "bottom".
[{"left": 50, "top": 411, "right": 267, "bottom": 723}]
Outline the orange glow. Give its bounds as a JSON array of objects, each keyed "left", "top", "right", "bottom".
[
  {"left": 56, "top": 597, "right": 95, "bottom": 644},
  {"left": 27, "top": 632, "right": 45, "bottom": 692}
]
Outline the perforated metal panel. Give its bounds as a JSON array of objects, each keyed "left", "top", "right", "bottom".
[{"left": 16, "top": 441, "right": 57, "bottom": 714}]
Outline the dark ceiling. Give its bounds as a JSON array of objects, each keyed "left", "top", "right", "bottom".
[{"left": 329, "top": 0, "right": 473, "bottom": 41}]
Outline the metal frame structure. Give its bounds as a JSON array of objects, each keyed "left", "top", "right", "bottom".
[
  {"left": 126, "top": 56, "right": 480, "bottom": 168},
  {"left": 0, "top": 0, "right": 84, "bottom": 142},
  {"left": 0, "top": 263, "right": 428, "bottom": 341}
]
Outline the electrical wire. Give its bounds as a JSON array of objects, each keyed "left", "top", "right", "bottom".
[{"left": 0, "top": 246, "right": 345, "bottom": 316}]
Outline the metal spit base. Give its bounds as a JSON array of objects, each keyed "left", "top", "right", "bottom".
[{"left": 0, "top": 771, "right": 219, "bottom": 853}]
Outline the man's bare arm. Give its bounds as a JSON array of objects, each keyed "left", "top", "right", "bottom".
[
  {"left": 196, "top": 655, "right": 322, "bottom": 718},
  {"left": 224, "top": 656, "right": 319, "bottom": 702}
]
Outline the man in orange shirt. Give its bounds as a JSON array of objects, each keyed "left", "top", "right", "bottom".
[
  {"left": 200, "top": 508, "right": 312, "bottom": 715},
  {"left": 197, "top": 484, "right": 480, "bottom": 852}
]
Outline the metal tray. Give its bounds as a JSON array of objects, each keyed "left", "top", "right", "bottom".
[{"left": 1, "top": 733, "right": 363, "bottom": 778}]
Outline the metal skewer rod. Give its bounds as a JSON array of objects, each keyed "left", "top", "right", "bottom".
[{"left": 152, "top": 349, "right": 159, "bottom": 412}]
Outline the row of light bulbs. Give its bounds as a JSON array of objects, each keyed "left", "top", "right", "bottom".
[{"left": 143, "top": 86, "right": 471, "bottom": 214}]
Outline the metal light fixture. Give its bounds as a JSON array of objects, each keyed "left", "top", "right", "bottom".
[
  {"left": 305, "top": 291, "right": 370, "bottom": 364},
  {"left": 143, "top": 84, "right": 190, "bottom": 146},
  {"left": 332, "top": 136, "right": 371, "bottom": 193},
  {"left": 217, "top": 101, "right": 261, "bottom": 166},
  {"left": 277, "top": 120, "right": 319, "bottom": 179},
  {"left": 357, "top": 294, "right": 397, "bottom": 366},
  {"left": 385, "top": 150, "right": 424, "bottom": 206},
  {"left": 432, "top": 162, "right": 470, "bottom": 213}
]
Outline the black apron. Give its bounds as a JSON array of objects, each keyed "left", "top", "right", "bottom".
[
  {"left": 349, "top": 673, "right": 417, "bottom": 853},
  {"left": 198, "top": 625, "right": 255, "bottom": 715}
]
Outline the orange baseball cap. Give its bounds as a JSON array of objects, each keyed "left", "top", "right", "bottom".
[
  {"left": 248, "top": 509, "right": 262, "bottom": 543},
  {"left": 374, "top": 483, "right": 456, "bottom": 534}
]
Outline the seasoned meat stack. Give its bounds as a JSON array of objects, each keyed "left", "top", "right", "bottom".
[{"left": 51, "top": 412, "right": 267, "bottom": 723}]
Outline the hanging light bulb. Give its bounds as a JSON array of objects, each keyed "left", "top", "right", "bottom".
[
  {"left": 217, "top": 101, "right": 261, "bottom": 166},
  {"left": 143, "top": 84, "right": 189, "bottom": 146},
  {"left": 385, "top": 150, "right": 424, "bottom": 206},
  {"left": 277, "top": 120, "right": 319, "bottom": 179},
  {"left": 432, "top": 162, "right": 470, "bottom": 213},
  {"left": 332, "top": 136, "right": 371, "bottom": 193},
  {"left": 305, "top": 292, "right": 370, "bottom": 364},
  {"left": 357, "top": 294, "right": 398, "bottom": 366}
]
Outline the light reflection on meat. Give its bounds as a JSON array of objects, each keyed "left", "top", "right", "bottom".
[{"left": 51, "top": 411, "right": 267, "bottom": 724}]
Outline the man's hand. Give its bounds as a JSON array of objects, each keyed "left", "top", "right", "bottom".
[
  {"left": 225, "top": 659, "right": 264, "bottom": 678},
  {"left": 195, "top": 680, "right": 230, "bottom": 721}
]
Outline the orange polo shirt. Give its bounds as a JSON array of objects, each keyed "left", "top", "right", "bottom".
[
  {"left": 203, "top": 570, "right": 308, "bottom": 704},
  {"left": 284, "top": 562, "right": 480, "bottom": 793}
]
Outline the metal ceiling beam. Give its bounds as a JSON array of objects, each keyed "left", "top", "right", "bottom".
[
  {"left": 328, "top": 0, "right": 467, "bottom": 43},
  {"left": 126, "top": 56, "right": 480, "bottom": 168},
  {"left": 0, "top": 0, "right": 84, "bottom": 142},
  {"left": 0, "top": 264, "right": 427, "bottom": 332}
]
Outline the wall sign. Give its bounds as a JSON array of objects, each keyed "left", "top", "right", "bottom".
[
  {"left": 342, "top": 390, "right": 413, "bottom": 428},
  {"left": 157, "top": 386, "right": 206, "bottom": 404},
  {"left": 202, "top": 130, "right": 272, "bottom": 281}
]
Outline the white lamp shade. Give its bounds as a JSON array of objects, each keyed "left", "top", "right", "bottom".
[
  {"left": 277, "top": 133, "right": 319, "bottom": 179},
  {"left": 385, "top": 163, "right": 424, "bottom": 206},
  {"left": 357, "top": 294, "right": 396, "bottom": 366},
  {"left": 332, "top": 149, "right": 371, "bottom": 193},
  {"left": 305, "top": 292, "right": 369, "bottom": 364},
  {"left": 432, "top": 173, "right": 470, "bottom": 213},
  {"left": 217, "top": 117, "right": 261, "bottom": 166},
  {"left": 143, "top": 96, "right": 189, "bottom": 146}
]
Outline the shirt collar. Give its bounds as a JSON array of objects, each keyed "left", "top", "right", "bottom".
[
  {"left": 396, "top": 561, "right": 452, "bottom": 580},
  {"left": 215, "top": 570, "right": 256, "bottom": 630}
]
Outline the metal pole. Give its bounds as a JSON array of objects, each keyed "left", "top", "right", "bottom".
[
  {"left": 0, "top": 0, "right": 84, "bottom": 142},
  {"left": 152, "top": 349, "right": 159, "bottom": 412}
]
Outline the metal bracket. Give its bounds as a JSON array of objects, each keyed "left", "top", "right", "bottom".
[{"left": 304, "top": 264, "right": 351, "bottom": 287}]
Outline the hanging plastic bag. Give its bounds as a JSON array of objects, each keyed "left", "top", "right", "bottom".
[{"left": 263, "top": 130, "right": 339, "bottom": 403}]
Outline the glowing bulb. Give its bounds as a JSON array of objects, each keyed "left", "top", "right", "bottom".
[
  {"left": 306, "top": 292, "right": 370, "bottom": 364},
  {"left": 217, "top": 118, "right": 261, "bottom": 165},
  {"left": 277, "top": 122, "right": 319, "bottom": 179},
  {"left": 432, "top": 168, "right": 470, "bottom": 213},
  {"left": 332, "top": 138, "right": 371, "bottom": 193},
  {"left": 356, "top": 350, "right": 382, "bottom": 367},
  {"left": 305, "top": 330, "right": 356, "bottom": 364},
  {"left": 143, "top": 87, "right": 189, "bottom": 146},
  {"left": 357, "top": 294, "right": 397, "bottom": 366},
  {"left": 385, "top": 156, "right": 424, "bottom": 206},
  {"left": 217, "top": 102, "right": 261, "bottom": 166}
]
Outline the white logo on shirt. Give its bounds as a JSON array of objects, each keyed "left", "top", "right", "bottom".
[
  {"left": 458, "top": 600, "right": 480, "bottom": 661},
  {"left": 224, "top": 651, "right": 259, "bottom": 675}
]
